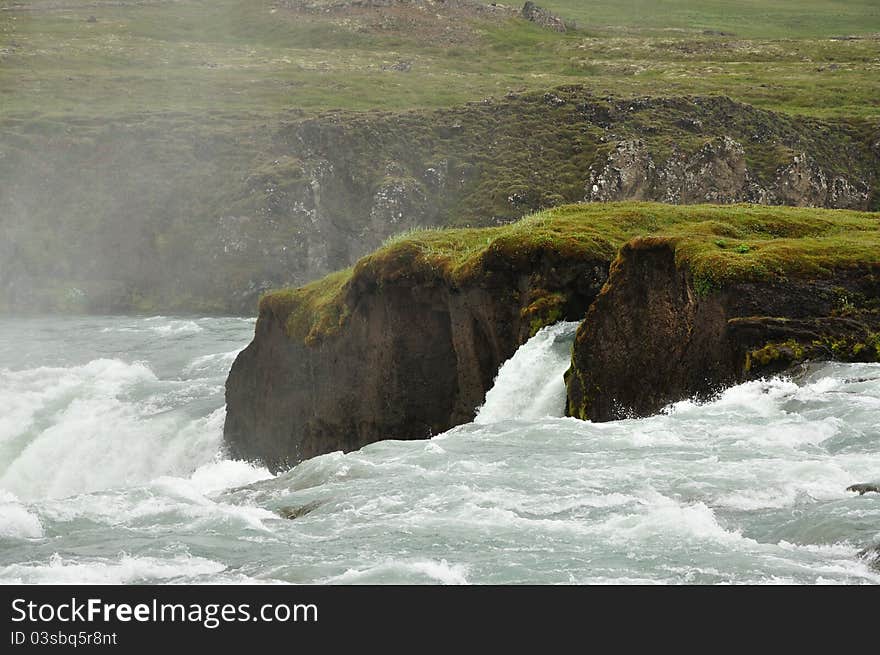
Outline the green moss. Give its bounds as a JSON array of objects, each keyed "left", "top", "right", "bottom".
[
  {"left": 745, "top": 339, "right": 806, "bottom": 372},
  {"left": 265, "top": 202, "right": 880, "bottom": 343},
  {"left": 521, "top": 292, "right": 566, "bottom": 336},
  {"left": 747, "top": 331, "right": 880, "bottom": 371},
  {"left": 812, "top": 332, "right": 880, "bottom": 362},
  {"left": 259, "top": 268, "right": 352, "bottom": 345},
  {"left": 692, "top": 269, "right": 720, "bottom": 297}
]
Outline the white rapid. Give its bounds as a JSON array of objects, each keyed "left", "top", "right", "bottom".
[
  {"left": 475, "top": 321, "right": 579, "bottom": 424},
  {"left": 0, "top": 316, "right": 878, "bottom": 584}
]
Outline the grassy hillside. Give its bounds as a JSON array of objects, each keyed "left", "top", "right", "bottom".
[
  {"left": 544, "top": 0, "right": 880, "bottom": 38},
  {"left": 263, "top": 202, "right": 880, "bottom": 343},
  {"left": 1, "top": 0, "right": 878, "bottom": 119},
  {"left": 2, "top": 85, "right": 875, "bottom": 314}
]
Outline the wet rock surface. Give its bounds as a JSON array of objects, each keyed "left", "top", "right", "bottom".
[
  {"left": 848, "top": 483, "right": 880, "bottom": 495},
  {"left": 224, "top": 248, "right": 607, "bottom": 471},
  {"left": 565, "top": 240, "right": 880, "bottom": 421}
]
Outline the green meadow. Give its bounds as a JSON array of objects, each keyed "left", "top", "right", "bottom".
[{"left": 1, "top": 0, "right": 878, "bottom": 120}]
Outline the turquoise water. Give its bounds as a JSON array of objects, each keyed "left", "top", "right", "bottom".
[{"left": 0, "top": 316, "right": 878, "bottom": 584}]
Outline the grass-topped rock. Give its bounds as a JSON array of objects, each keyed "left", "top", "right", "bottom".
[{"left": 225, "top": 202, "right": 880, "bottom": 469}]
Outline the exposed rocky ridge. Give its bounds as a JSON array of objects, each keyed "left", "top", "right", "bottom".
[
  {"left": 2, "top": 88, "right": 877, "bottom": 314},
  {"left": 587, "top": 137, "right": 870, "bottom": 208},
  {"left": 565, "top": 240, "right": 880, "bottom": 421},
  {"left": 224, "top": 244, "right": 607, "bottom": 471}
]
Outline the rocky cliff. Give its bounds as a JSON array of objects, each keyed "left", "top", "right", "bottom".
[
  {"left": 565, "top": 239, "right": 880, "bottom": 421},
  {"left": 225, "top": 228, "right": 608, "bottom": 470},
  {"left": 3, "top": 88, "right": 877, "bottom": 314},
  {"left": 225, "top": 203, "right": 880, "bottom": 469}
]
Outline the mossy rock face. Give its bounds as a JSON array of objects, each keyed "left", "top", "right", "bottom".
[
  {"left": 521, "top": 291, "right": 566, "bottom": 336},
  {"left": 744, "top": 331, "right": 880, "bottom": 376},
  {"left": 564, "top": 228, "right": 880, "bottom": 422},
  {"left": 230, "top": 202, "right": 880, "bottom": 470},
  {"left": 262, "top": 202, "right": 880, "bottom": 345},
  {"left": 745, "top": 340, "right": 806, "bottom": 373}
]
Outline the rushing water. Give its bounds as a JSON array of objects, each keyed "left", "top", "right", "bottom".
[{"left": 0, "top": 316, "right": 878, "bottom": 584}]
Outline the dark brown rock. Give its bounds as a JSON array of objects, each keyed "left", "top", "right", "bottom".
[
  {"left": 566, "top": 239, "right": 880, "bottom": 421},
  {"left": 848, "top": 483, "right": 880, "bottom": 495},
  {"left": 225, "top": 251, "right": 607, "bottom": 471}
]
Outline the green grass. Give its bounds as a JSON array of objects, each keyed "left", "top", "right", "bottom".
[
  {"left": 1, "top": 0, "right": 878, "bottom": 120},
  {"left": 543, "top": 0, "right": 880, "bottom": 38},
  {"left": 261, "top": 202, "right": 880, "bottom": 343}
]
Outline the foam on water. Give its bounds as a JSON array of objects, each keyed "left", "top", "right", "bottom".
[
  {"left": 0, "top": 552, "right": 230, "bottom": 585},
  {"left": 475, "top": 321, "right": 580, "bottom": 424},
  {"left": 102, "top": 319, "right": 204, "bottom": 336},
  {"left": 0, "top": 315, "right": 265, "bottom": 503},
  {"left": 0, "top": 368, "right": 226, "bottom": 499},
  {"left": 324, "top": 559, "right": 469, "bottom": 585},
  {"left": 0, "top": 316, "right": 878, "bottom": 584},
  {"left": 182, "top": 349, "right": 244, "bottom": 378},
  {"left": 0, "top": 491, "right": 43, "bottom": 540}
]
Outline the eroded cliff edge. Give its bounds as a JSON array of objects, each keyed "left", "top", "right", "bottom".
[
  {"left": 566, "top": 239, "right": 880, "bottom": 421},
  {"left": 225, "top": 219, "right": 609, "bottom": 470},
  {"left": 225, "top": 203, "right": 880, "bottom": 470}
]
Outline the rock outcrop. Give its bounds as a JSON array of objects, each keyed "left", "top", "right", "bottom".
[
  {"left": 587, "top": 137, "right": 870, "bottom": 208},
  {"left": 225, "top": 241, "right": 607, "bottom": 471},
  {"left": 225, "top": 203, "right": 880, "bottom": 469},
  {"left": 565, "top": 239, "right": 880, "bottom": 421},
  {"left": 848, "top": 483, "right": 880, "bottom": 495},
  {"left": 520, "top": 2, "right": 566, "bottom": 32}
]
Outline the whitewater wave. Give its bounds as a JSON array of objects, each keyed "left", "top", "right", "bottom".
[
  {"left": 0, "top": 552, "right": 230, "bottom": 585},
  {"left": 476, "top": 321, "right": 579, "bottom": 424},
  {"left": 0, "top": 490, "right": 43, "bottom": 540},
  {"left": 0, "top": 349, "right": 248, "bottom": 500},
  {"left": 183, "top": 349, "right": 244, "bottom": 377},
  {"left": 323, "top": 559, "right": 469, "bottom": 585},
  {"left": 101, "top": 319, "right": 204, "bottom": 336},
  {"left": 1, "top": 316, "right": 879, "bottom": 584}
]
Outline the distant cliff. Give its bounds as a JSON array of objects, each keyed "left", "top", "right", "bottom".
[
  {"left": 224, "top": 203, "right": 880, "bottom": 470},
  {"left": 2, "top": 88, "right": 878, "bottom": 314}
]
